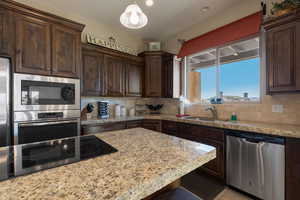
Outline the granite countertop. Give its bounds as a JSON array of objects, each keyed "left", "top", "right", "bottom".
[
  {"left": 0, "top": 128, "right": 215, "bottom": 200},
  {"left": 81, "top": 115, "right": 300, "bottom": 139}
]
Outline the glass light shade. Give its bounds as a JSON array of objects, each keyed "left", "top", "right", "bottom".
[
  {"left": 145, "top": 0, "right": 154, "bottom": 7},
  {"left": 120, "top": 4, "right": 148, "bottom": 29}
]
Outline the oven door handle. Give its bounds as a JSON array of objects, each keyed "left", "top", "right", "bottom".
[{"left": 19, "top": 120, "right": 78, "bottom": 127}]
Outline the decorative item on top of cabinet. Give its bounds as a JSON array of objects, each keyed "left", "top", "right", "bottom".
[
  {"left": 105, "top": 55, "right": 126, "bottom": 97},
  {"left": 15, "top": 14, "right": 51, "bottom": 75},
  {"left": 0, "top": 8, "right": 13, "bottom": 57},
  {"left": 263, "top": 10, "right": 300, "bottom": 94},
  {"left": 81, "top": 49, "right": 106, "bottom": 96},
  {"left": 0, "top": 0, "right": 85, "bottom": 78},
  {"left": 139, "top": 51, "right": 175, "bottom": 98},
  {"left": 52, "top": 25, "right": 82, "bottom": 78}
]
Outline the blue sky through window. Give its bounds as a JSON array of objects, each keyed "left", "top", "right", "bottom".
[{"left": 195, "top": 57, "right": 260, "bottom": 101}]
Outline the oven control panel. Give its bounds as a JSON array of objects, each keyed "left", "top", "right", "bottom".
[{"left": 38, "top": 112, "right": 64, "bottom": 119}]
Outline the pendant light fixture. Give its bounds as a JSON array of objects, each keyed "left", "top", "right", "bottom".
[{"left": 120, "top": 2, "right": 148, "bottom": 29}]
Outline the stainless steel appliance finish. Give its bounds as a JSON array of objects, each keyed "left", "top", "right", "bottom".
[
  {"left": 14, "top": 135, "right": 118, "bottom": 177},
  {"left": 14, "top": 110, "right": 80, "bottom": 122},
  {"left": 0, "top": 146, "right": 10, "bottom": 181},
  {"left": 0, "top": 58, "right": 11, "bottom": 181},
  {"left": 14, "top": 111, "right": 80, "bottom": 145},
  {"left": 14, "top": 73, "right": 80, "bottom": 111},
  {"left": 0, "top": 58, "right": 10, "bottom": 147},
  {"left": 14, "top": 137, "right": 80, "bottom": 176},
  {"left": 226, "top": 131, "right": 285, "bottom": 200}
]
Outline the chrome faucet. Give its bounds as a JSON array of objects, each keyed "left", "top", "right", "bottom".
[{"left": 205, "top": 106, "right": 218, "bottom": 120}]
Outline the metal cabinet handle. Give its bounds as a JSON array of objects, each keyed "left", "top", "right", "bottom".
[{"left": 19, "top": 120, "right": 78, "bottom": 127}]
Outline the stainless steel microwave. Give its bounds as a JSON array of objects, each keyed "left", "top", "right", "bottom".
[{"left": 14, "top": 74, "right": 80, "bottom": 111}]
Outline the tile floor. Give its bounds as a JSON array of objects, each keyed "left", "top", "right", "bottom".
[{"left": 182, "top": 170, "right": 254, "bottom": 200}]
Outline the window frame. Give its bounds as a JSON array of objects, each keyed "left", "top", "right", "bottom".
[{"left": 185, "top": 34, "right": 262, "bottom": 105}]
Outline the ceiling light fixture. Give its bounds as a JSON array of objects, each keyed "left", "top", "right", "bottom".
[
  {"left": 120, "top": 3, "right": 148, "bottom": 29},
  {"left": 145, "top": 0, "right": 154, "bottom": 7}
]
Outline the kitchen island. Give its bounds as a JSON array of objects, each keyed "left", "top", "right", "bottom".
[{"left": 0, "top": 128, "right": 215, "bottom": 200}]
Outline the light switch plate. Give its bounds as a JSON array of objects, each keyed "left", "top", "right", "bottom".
[{"left": 272, "top": 105, "right": 284, "bottom": 113}]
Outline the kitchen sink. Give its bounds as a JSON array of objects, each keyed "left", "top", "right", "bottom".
[
  {"left": 182, "top": 116, "right": 229, "bottom": 122},
  {"left": 182, "top": 116, "right": 215, "bottom": 122}
]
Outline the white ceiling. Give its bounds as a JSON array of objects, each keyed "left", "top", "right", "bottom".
[{"left": 22, "top": 0, "right": 242, "bottom": 40}]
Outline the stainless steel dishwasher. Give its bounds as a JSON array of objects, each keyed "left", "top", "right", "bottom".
[{"left": 226, "top": 131, "right": 285, "bottom": 200}]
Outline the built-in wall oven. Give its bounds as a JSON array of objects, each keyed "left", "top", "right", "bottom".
[
  {"left": 13, "top": 73, "right": 81, "bottom": 145},
  {"left": 14, "top": 137, "right": 80, "bottom": 176},
  {"left": 14, "top": 73, "right": 80, "bottom": 111},
  {"left": 14, "top": 110, "right": 81, "bottom": 145}
]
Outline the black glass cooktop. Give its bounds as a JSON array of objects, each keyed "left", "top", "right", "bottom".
[
  {"left": 15, "top": 135, "right": 118, "bottom": 177},
  {"left": 80, "top": 135, "right": 118, "bottom": 160}
]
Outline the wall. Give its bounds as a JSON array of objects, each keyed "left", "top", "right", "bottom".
[
  {"left": 163, "top": 0, "right": 300, "bottom": 126},
  {"left": 13, "top": 0, "right": 144, "bottom": 53},
  {"left": 163, "top": 0, "right": 261, "bottom": 54}
]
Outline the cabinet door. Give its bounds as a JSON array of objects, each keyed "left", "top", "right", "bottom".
[
  {"left": 266, "top": 21, "right": 300, "bottom": 93},
  {"left": 0, "top": 8, "right": 13, "bottom": 56},
  {"left": 177, "top": 123, "right": 225, "bottom": 181},
  {"left": 145, "top": 55, "right": 162, "bottom": 97},
  {"left": 163, "top": 57, "right": 174, "bottom": 98},
  {"left": 125, "top": 62, "right": 143, "bottom": 97},
  {"left": 15, "top": 14, "right": 51, "bottom": 75},
  {"left": 82, "top": 51, "right": 106, "bottom": 96},
  {"left": 105, "top": 55, "right": 125, "bottom": 96},
  {"left": 286, "top": 138, "right": 300, "bottom": 200},
  {"left": 200, "top": 139, "right": 225, "bottom": 180},
  {"left": 142, "top": 120, "right": 161, "bottom": 132},
  {"left": 52, "top": 25, "right": 81, "bottom": 78}
]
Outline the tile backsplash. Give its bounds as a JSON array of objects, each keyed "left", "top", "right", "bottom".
[
  {"left": 82, "top": 93, "right": 300, "bottom": 126},
  {"left": 81, "top": 97, "right": 180, "bottom": 119},
  {"left": 185, "top": 94, "right": 300, "bottom": 126}
]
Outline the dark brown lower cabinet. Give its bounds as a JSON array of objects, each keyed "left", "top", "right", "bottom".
[
  {"left": 142, "top": 120, "right": 162, "bottom": 132},
  {"left": 81, "top": 122, "right": 126, "bottom": 135},
  {"left": 286, "top": 138, "right": 300, "bottom": 200},
  {"left": 126, "top": 120, "right": 143, "bottom": 129},
  {"left": 162, "top": 120, "right": 225, "bottom": 181}
]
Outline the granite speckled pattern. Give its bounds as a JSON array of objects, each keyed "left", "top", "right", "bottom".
[
  {"left": 0, "top": 128, "right": 216, "bottom": 200},
  {"left": 82, "top": 115, "right": 300, "bottom": 138}
]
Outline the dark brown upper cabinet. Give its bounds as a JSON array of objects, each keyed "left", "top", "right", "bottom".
[
  {"left": 0, "top": 0, "right": 85, "bottom": 78},
  {"left": 263, "top": 11, "right": 300, "bottom": 94},
  {"left": 52, "top": 25, "right": 81, "bottom": 78},
  {"left": 0, "top": 8, "right": 13, "bottom": 57},
  {"left": 163, "top": 55, "right": 175, "bottom": 98},
  {"left": 125, "top": 62, "right": 143, "bottom": 97},
  {"left": 15, "top": 14, "right": 51, "bottom": 75},
  {"left": 139, "top": 51, "right": 175, "bottom": 98},
  {"left": 81, "top": 44, "right": 144, "bottom": 97},
  {"left": 105, "top": 55, "right": 125, "bottom": 97},
  {"left": 81, "top": 50, "right": 105, "bottom": 96}
]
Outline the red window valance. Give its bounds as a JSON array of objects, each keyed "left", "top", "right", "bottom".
[{"left": 177, "top": 12, "right": 262, "bottom": 58}]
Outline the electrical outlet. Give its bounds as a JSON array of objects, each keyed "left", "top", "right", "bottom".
[{"left": 272, "top": 105, "right": 284, "bottom": 113}]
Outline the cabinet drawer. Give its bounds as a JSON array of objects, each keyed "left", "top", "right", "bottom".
[
  {"left": 126, "top": 120, "right": 143, "bottom": 129},
  {"left": 162, "top": 120, "right": 177, "bottom": 136},
  {"left": 178, "top": 123, "right": 224, "bottom": 142},
  {"left": 142, "top": 120, "right": 161, "bottom": 132},
  {"left": 82, "top": 122, "right": 126, "bottom": 135}
]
